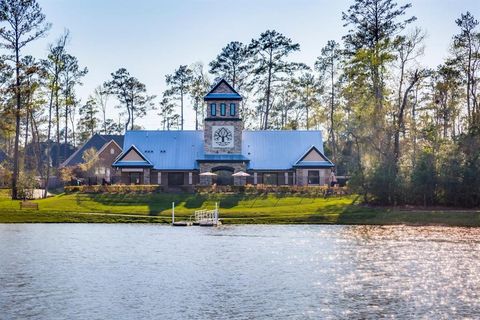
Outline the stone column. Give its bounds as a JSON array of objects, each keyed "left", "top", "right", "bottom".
[{"left": 143, "top": 168, "right": 150, "bottom": 185}]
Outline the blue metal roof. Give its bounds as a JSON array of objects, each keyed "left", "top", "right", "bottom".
[
  {"left": 242, "top": 131, "right": 327, "bottom": 170},
  {"left": 293, "top": 161, "right": 334, "bottom": 168},
  {"left": 198, "top": 154, "right": 250, "bottom": 162},
  {"left": 117, "top": 130, "right": 330, "bottom": 170},
  {"left": 204, "top": 93, "right": 242, "bottom": 100},
  {"left": 121, "top": 130, "right": 204, "bottom": 170},
  {"left": 113, "top": 161, "right": 153, "bottom": 167},
  {"left": 204, "top": 79, "right": 243, "bottom": 101}
]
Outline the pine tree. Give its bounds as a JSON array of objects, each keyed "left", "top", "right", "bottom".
[
  {"left": 0, "top": 0, "right": 50, "bottom": 199},
  {"left": 248, "top": 30, "right": 307, "bottom": 129}
]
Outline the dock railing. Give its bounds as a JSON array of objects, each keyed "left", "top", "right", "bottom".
[{"left": 194, "top": 207, "right": 218, "bottom": 224}]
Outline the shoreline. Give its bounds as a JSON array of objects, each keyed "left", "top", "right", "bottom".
[
  {"left": 1, "top": 209, "right": 480, "bottom": 227},
  {"left": 1, "top": 191, "right": 479, "bottom": 226}
]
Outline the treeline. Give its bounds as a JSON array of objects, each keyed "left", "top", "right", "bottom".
[
  {"left": 0, "top": 0, "right": 479, "bottom": 206},
  {"left": 164, "top": 1, "right": 480, "bottom": 208}
]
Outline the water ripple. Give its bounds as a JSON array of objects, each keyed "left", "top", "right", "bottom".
[{"left": 1, "top": 224, "right": 480, "bottom": 319}]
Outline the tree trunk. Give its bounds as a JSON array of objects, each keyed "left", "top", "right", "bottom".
[
  {"left": 24, "top": 99, "right": 30, "bottom": 169},
  {"left": 64, "top": 95, "right": 69, "bottom": 161},
  {"left": 55, "top": 88, "right": 60, "bottom": 166},
  {"left": 180, "top": 90, "right": 184, "bottom": 130},
  {"left": 330, "top": 62, "right": 336, "bottom": 162},
  {"left": 394, "top": 70, "right": 421, "bottom": 167},
  {"left": 195, "top": 99, "right": 199, "bottom": 131},
  {"left": 44, "top": 78, "right": 57, "bottom": 199},
  {"left": 264, "top": 50, "right": 273, "bottom": 130},
  {"left": 11, "top": 44, "right": 21, "bottom": 199}
]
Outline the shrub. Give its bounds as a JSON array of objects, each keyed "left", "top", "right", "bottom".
[{"left": 64, "top": 185, "right": 163, "bottom": 194}]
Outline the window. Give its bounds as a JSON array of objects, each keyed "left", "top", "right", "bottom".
[
  {"left": 110, "top": 148, "right": 115, "bottom": 155},
  {"left": 308, "top": 171, "right": 320, "bottom": 185},
  {"left": 230, "top": 103, "right": 236, "bottom": 116},
  {"left": 220, "top": 103, "right": 226, "bottom": 116},
  {"left": 129, "top": 172, "right": 141, "bottom": 185},
  {"left": 210, "top": 103, "right": 216, "bottom": 116},
  {"left": 168, "top": 172, "right": 184, "bottom": 186},
  {"left": 263, "top": 173, "right": 278, "bottom": 185}
]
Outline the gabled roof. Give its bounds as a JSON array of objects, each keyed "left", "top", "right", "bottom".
[
  {"left": 242, "top": 130, "right": 328, "bottom": 170},
  {"left": 112, "top": 145, "right": 153, "bottom": 168},
  {"left": 293, "top": 145, "right": 334, "bottom": 168},
  {"left": 117, "top": 129, "right": 333, "bottom": 171},
  {"left": 118, "top": 130, "right": 204, "bottom": 170},
  {"left": 204, "top": 79, "right": 242, "bottom": 101},
  {"left": 61, "top": 134, "right": 124, "bottom": 167}
]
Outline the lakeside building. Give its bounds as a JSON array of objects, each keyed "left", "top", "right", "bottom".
[
  {"left": 112, "top": 79, "right": 334, "bottom": 186},
  {"left": 61, "top": 134, "right": 124, "bottom": 184}
]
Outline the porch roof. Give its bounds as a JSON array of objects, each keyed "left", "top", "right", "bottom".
[{"left": 197, "top": 154, "right": 250, "bottom": 163}]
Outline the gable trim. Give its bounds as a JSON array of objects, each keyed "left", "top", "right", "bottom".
[
  {"left": 112, "top": 145, "right": 153, "bottom": 167},
  {"left": 204, "top": 79, "right": 242, "bottom": 99},
  {"left": 294, "top": 145, "right": 334, "bottom": 166},
  {"left": 96, "top": 139, "right": 122, "bottom": 157}
]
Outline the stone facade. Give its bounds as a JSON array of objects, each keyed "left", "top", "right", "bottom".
[
  {"left": 295, "top": 168, "right": 331, "bottom": 186},
  {"left": 199, "top": 162, "right": 247, "bottom": 186},
  {"left": 203, "top": 119, "right": 243, "bottom": 154}
]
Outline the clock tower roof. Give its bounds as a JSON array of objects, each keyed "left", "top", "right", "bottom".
[{"left": 204, "top": 79, "right": 242, "bottom": 101}]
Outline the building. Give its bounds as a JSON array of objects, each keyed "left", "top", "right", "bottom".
[
  {"left": 61, "top": 134, "right": 124, "bottom": 183},
  {"left": 113, "top": 79, "right": 334, "bottom": 186}
]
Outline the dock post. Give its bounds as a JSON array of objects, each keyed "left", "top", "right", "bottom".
[{"left": 172, "top": 202, "right": 175, "bottom": 224}]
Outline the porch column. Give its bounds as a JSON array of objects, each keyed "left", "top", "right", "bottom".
[
  {"left": 143, "top": 168, "right": 150, "bottom": 185},
  {"left": 284, "top": 172, "right": 289, "bottom": 185},
  {"left": 253, "top": 172, "right": 258, "bottom": 185},
  {"left": 158, "top": 172, "right": 162, "bottom": 185},
  {"left": 188, "top": 172, "right": 193, "bottom": 185}
]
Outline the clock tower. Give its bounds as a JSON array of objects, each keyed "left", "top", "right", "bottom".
[
  {"left": 203, "top": 79, "right": 243, "bottom": 154},
  {"left": 199, "top": 79, "right": 248, "bottom": 185}
]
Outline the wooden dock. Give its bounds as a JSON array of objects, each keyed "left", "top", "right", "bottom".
[
  {"left": 172, "top": 221, "right": 193, "bottom": 227},
  {"left": 171, "top": 202, "right": 221, "bottom": 227}
]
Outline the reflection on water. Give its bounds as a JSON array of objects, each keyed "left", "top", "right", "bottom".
[{"left": 1, "top": 224, "right": 479, "bottom": 319}]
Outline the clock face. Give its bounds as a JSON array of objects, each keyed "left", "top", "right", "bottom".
[{"left": 212, "top": 126, "right": 234, "bottom": 148}]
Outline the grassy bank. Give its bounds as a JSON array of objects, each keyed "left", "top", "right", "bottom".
[{"left": 0, "top": 190, "right": 479, "bottom": 226}]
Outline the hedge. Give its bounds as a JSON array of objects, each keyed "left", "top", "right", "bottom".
[
  {"left": 64, "top": 184, "right": 349, "bottom": 195},
  {"left": 64, "top": 185, "right": 163, "bottom": 194}
]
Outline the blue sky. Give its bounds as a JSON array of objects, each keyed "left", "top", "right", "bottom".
[{"left": 24, "top": 0, "right": 480, "bottom": 130}]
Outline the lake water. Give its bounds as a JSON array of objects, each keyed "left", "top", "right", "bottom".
[{"left": 1, "top": 224, "right": 480, "bottom": 319}]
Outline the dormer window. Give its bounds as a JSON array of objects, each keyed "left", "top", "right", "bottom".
[
  {"left": 230, "top": 103, "right": 236, "bottom": 116},
  {"left": 210, "top": 103, "right": 216, "bottom": 116},
  {"left": 220, "top": 103, "right": 226, "bottom": 116}
]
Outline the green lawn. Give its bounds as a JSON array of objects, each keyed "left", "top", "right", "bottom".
[{"left": 1, "top": 189, "right": 479, "bottom": 226}]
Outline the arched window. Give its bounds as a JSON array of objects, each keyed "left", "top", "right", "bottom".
[
  {"left": 210, "top": 103, "right": 216, "bottom": 116},
  {"left": 220, "top": 103, "right": 226, "bottom": 116},
  {"left": 230, "top": 103, "right": 236, "bottom": 116}
]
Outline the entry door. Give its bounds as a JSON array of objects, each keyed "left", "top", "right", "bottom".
[
  {"left": 214, "top": 170, "right": 233, "bottom": 186},
  {"left": 168, "top": 172, "right": 184, "bottom": 186}
]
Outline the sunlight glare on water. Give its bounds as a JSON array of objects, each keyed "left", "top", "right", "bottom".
[{"left": 1, "top": 224, "right": 479, "bottom": 319}]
